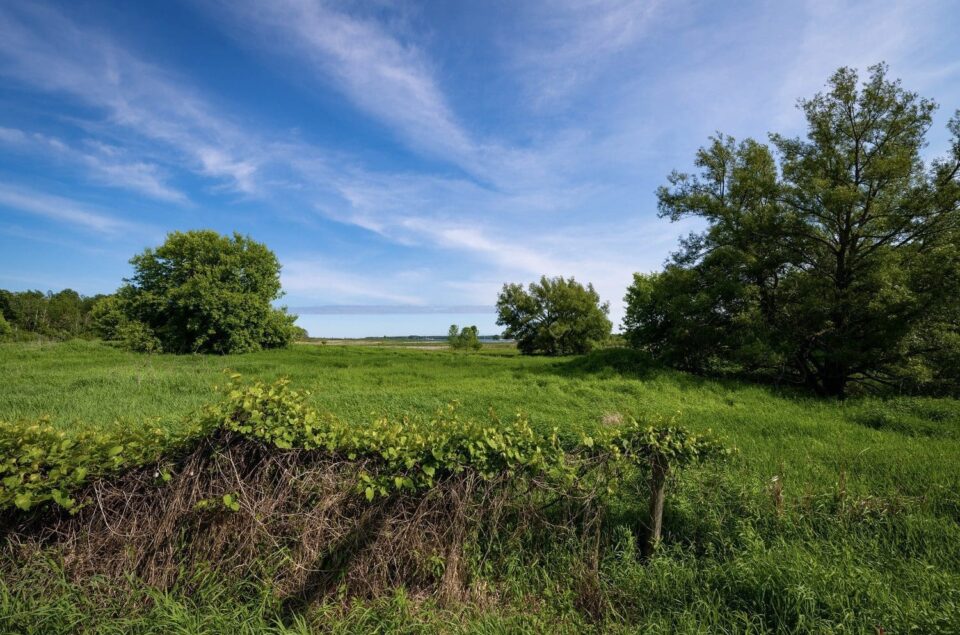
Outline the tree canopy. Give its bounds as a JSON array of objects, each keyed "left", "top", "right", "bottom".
[
  {"left": 497, "top": 276, "right": 611, "bottom": 356},
  {"left": 118, "top": 230, "right": 298, "bottom": 354},
  {"left": 624, "top": 64, "right": 960, "bottom": 397}
]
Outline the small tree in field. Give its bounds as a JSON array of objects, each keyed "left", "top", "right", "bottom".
[
  {"left": 496, "top": 276, "right": 611, "bottom": 355},
  {"left": 447, "top": 324, "right": 482, "bottom": 351},
  {"left": 118, "top": 230, "right": 298, "bottom": 354}
]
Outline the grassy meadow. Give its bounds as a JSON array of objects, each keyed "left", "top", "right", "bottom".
[{"left": 2, "top": 339, "right": 960, "bottom": 632}]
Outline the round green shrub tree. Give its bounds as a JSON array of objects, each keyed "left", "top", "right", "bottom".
[
  {"left": 496, "top": 276, "right": 611, "bottom": 355},
  {"left": 119, "top": 230, "right": 297, "bottom": 354}
]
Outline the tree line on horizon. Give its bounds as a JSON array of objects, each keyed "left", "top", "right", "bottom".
[
  {"left": 2, "top": 65, "right": 957, "bottom": 398},
  {"left": 0, "top": 288, "right": 107, "bottom": 342}
]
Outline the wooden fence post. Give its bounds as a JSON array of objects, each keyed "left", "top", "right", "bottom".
[{"left": 642, "top": 452, "right": 668, "bottom": 558}]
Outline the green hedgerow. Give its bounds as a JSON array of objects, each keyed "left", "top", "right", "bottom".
[{"left": 1, "top": 374, "right": 729, "bottom": 514}]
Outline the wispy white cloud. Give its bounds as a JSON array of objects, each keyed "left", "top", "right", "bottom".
[
  {"left": 281, "top": 147, "right": 690, "bottom": 319},
  {"left": 86, "top": 158, "right": 187, "bottom": 203},
  {"left": 0, "top": 223, "right": 110, "bottom": 255},
  {"left": 0, "top": 3, "right": 261, "bottom": 195},
  {"left": 281, "top": 259, "right": 426, "bottom": 305},
  {"left": 772, "top": 0, "right": 939, "bottom": 131},
  {"left": 195, "top": 148, "right": 258, "bottom": 195},
  {"left": 203, "top": 0, "right": 474, "bottom": 165},
  {"left": 399, "top": 219, "right": 559, "bottom": 275},
  {"left": 0, "top": 127, "right": 188, "bottom": 203},
  {"left": 194, "top": 0, "right": 589, "bottom": 192},
  {"left": 0, "top": 182, "right": 142, "bottom": 235},
  {"left": 505, "top": 0, "right": 667, "bottom": 106}
]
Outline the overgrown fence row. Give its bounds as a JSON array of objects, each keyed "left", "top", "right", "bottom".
[{"left": 1, "top": 375, "right": 731, "bottom": 607}]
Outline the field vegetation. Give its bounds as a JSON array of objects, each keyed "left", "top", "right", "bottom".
[{"left": 2, "top": 341, "right": 959, "bottom": 632}]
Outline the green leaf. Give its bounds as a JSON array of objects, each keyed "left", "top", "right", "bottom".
[
  {"left": 222, "top": 493, "right": 240, "bottom": 512},
  {"left": 14, "top": 492, "right": 32, "bottom": 511}
]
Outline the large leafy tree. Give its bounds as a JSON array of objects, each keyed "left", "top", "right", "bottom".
[
  {"left": 497, "top": 276, "right": 611, "bottom": 355},
  {"left": 119, "top": 230, "right": 298, "bottom": 354},
  {"left": 625, "top": 64, "right": 960, "bottom": 397}
]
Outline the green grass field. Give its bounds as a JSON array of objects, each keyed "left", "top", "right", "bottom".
[{"left": 3, "top": 340, "right": 960, "bottom": 632}]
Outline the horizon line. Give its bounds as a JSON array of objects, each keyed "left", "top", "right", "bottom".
[{"left": 290, "top": 304, "right": 496, "bottom": 316}]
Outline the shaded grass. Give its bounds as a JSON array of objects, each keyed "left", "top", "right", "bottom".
[{"left": 0, "top": 562, "right": 593, "bottom": 635}]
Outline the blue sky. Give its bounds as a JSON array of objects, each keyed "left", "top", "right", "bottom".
[{"left": 1, "top": 1, "right": 958, "bottom": 337}]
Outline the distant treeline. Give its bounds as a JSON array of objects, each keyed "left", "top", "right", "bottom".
[
  {"left": 0, "top": 288, "right": 108, "bottom": 341},
  {"left": 361, "top": 334, "right": 504, "bottom": 342}
]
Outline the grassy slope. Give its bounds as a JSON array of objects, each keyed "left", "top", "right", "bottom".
[{"left": 2, "top": 340, "right": 960, "bottom": 632}]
